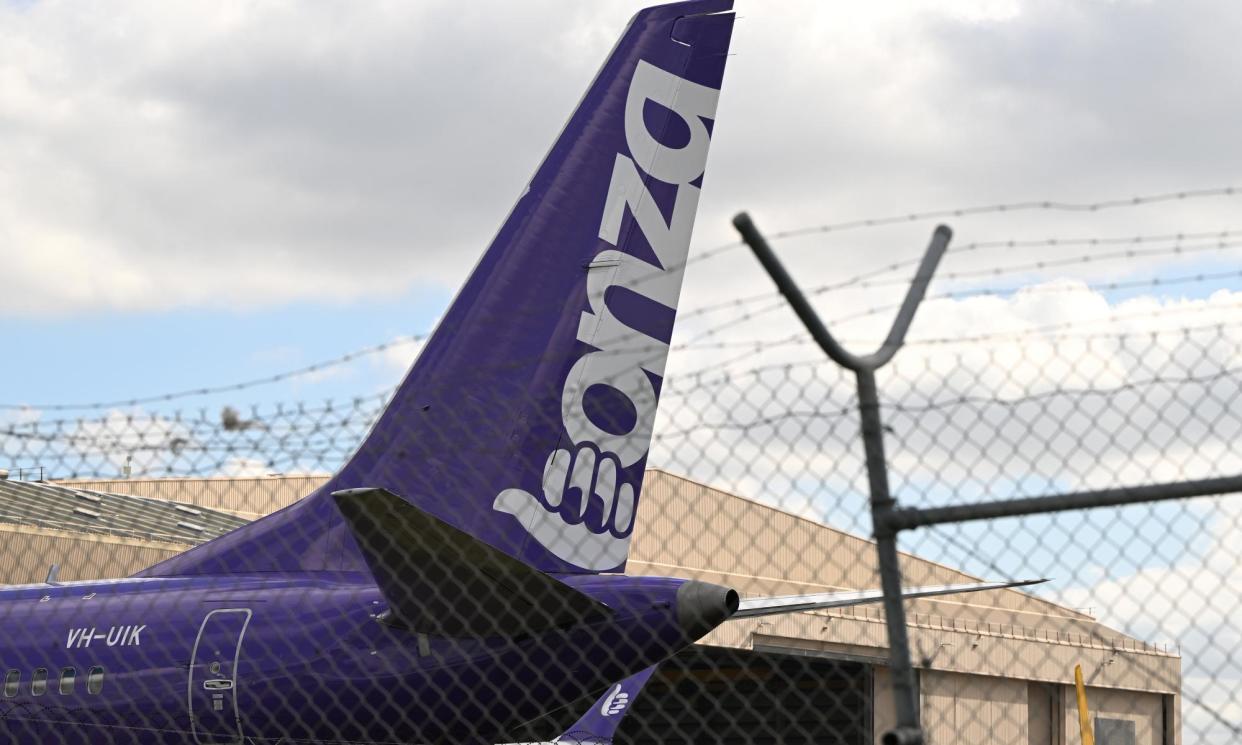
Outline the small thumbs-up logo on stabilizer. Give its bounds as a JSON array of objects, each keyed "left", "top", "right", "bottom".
[{"left": 600, "top": 684, "right": 630, "bottom": 717}]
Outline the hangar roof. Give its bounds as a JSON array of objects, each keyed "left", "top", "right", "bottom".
[{"left": 0, "top": 478, "right": 248, "bottom": 545}]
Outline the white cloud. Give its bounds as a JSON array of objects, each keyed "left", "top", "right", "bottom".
[
  {"left": 2, "top": 1, "right": 1241, "bottom": 318},
  {"left": 0, "top": 407, "right": 41, "bottom": 427},
  {"left": 0, "top": 1, "right": 634, "bottom": 315},
  {"left": 377, "top": 336, "right": 427, "bottom": 377}
]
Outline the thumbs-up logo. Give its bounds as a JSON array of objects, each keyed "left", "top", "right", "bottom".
[
  {"left": 599, "top": 683, "right": 630, "bottom": 717},
  {"left": 493, "top": 57, "right": 720, "bottom": 572}
]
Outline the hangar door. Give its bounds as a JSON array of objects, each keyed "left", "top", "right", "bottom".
[{"left": 617, "top": 646, "right": 871, "bottom": 745}]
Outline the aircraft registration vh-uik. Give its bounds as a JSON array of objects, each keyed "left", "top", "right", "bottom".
[{"left": 0, "top": 2, "right": 1042, "bottom": 743}]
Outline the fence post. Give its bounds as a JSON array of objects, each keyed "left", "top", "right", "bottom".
[{"left": 733, "top": 212, "right": 951, "bottom": 745}]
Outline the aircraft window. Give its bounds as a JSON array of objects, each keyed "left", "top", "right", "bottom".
[
  {"left": 58, "top": 668, "right": 75, "bottom": 695},
  {"left": 31, "top": 668, "right": 47, "bottom": 696},
  {"left": 87, "top": 667, "right": 104, "bottom": 695},
  {"left": 3, "top": 670, "right": 17, "bottom": 698}
]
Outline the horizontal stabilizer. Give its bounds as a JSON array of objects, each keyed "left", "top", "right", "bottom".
[
  {"left": 733, "top": 579, "right": 1048, "bottom": 619},
  {"left": 505, "top": 665, "right": 657, "bottom": 745},
  {"left": 333, "top": 488, "right": 612, "bottom": 637},
  {"left": 555, "top": 665, "right": 657, "bottom": 744}
]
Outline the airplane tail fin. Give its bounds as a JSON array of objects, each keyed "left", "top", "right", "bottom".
[{"left": 138, "top": 1, "right": 735, "bottom": 578}]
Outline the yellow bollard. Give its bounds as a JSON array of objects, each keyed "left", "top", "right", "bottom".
[{"left": 1074, "top": 664, "right": 1095, "bottom": 745}]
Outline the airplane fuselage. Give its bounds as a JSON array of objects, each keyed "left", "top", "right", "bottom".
[{"left": 0, "top": 573, "right": 702, "bottom": 743}]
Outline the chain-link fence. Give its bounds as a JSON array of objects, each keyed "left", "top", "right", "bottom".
[{"left": 3, "top": 221, "right": 1241, "bottom": 744}]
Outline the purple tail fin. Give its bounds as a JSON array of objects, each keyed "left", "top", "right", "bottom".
[{"left": 137, "top": 0, "right": 735, "bottom": 578}]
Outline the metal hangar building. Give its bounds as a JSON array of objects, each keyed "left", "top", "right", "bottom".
[{"left": 13, "top": 470, "right": 1179, "bottom": 744}]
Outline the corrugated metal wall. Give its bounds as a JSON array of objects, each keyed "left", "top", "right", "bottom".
[
  {"left": 0, "top": 524, "right": 186, "bottom": 584},
  {"left": 61, "top": 476, "right": 328, "bottom": 520},
  {"left": 1027, "top": 682, "right": 1061, "bottom": 745},
  {"left": 1061, "top": 685, "right": 1165, "bottom": 745},
  {"left": 873, "top": 666, "right": 897, "bottom": 745},
  {"left": 922, "top": 671, "right": 1026, "bottom": 744},
  {"left": 634, "top": 470, "right": 1179, "bottom": 692},
  {"left": 634, "top": 470, "right": 1099, "bottom": 624}
]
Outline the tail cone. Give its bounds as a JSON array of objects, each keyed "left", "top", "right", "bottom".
[{"left": 676, "top": 580, "right": 739, "bottom": 640}]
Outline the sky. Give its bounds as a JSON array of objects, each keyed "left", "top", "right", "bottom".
[
  {"left": 2, "top": 0, "right": 1241, "bottom": 737},
  {"left": 1, "top": 0, "right": 1239, "bottom": 403}
]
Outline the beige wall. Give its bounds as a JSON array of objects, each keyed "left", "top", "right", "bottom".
[
  {"left": 1062, "top": 685, "right": 1167, "bottom": 745},
  {"left": 874, "top": 666, "right": 897, "bottom": 745},
  {"left": 635, "top": 470, "right": 1104, "bottom": 626},
  {"left": 923, "top": 670, "right": 1027, "bottom": 745},
  {"left": 1028, "top": 682, "right": 1062, "bottom": 745},
  {"left": 919, "top": 672, "right": 1168, "bottom": 745},
  {"left": 61, "top": 475, "right": 327, "bottom": 521},
  {"left": 634, "top": 470, "right": 1180, "bottom": 693},
  {"left": 0, "top": 523, "right": 188, "bottom": 584}
]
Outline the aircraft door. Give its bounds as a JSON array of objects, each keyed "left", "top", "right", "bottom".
[{"left": 189, "top": 608, "right": 252, "bottom": 745}]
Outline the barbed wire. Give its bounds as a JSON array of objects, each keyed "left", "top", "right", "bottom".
[
  {"left": 664, "top": 315, "right": 1242, "bottom": 371},
  {"left": 9, "top": 183, "right": 1242, "bottom": 413},
  {"left": 659, "top": 318, "right": 1242, "bottom": 400},
  {"left": 681, "top": 265, "right": 1242, "bottom": 347},
  {"left": 924, "top": 266, "right": 1242, "bottom": 304},
  {"left": 6, "top": 302, "right": 1238, "bottom": 427},
  {"left": 857, "top": 235, "right": 1242, "bottom": 288},
  {"left": 888, "top": 365, "right": 1242, "bottom": 415},
  {"left": 678, "top": 230, "right": 1242, "bottom": 323},
  {"left": 6, "top": 299, "right": 1239, "bottom": 433},
  {"left": 0, "top": 337, "right": 426, "bottom": 412},
  {"left": 677, "top": 185, "right": 1242, "bottom": 270},
  {"left": 12, "top": 340, "right": 1238, "bottom": 449}
]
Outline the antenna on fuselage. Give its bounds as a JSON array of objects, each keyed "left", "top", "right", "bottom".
[{"left": 44, "top": 564, "right": 60, "bottom": 585}]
